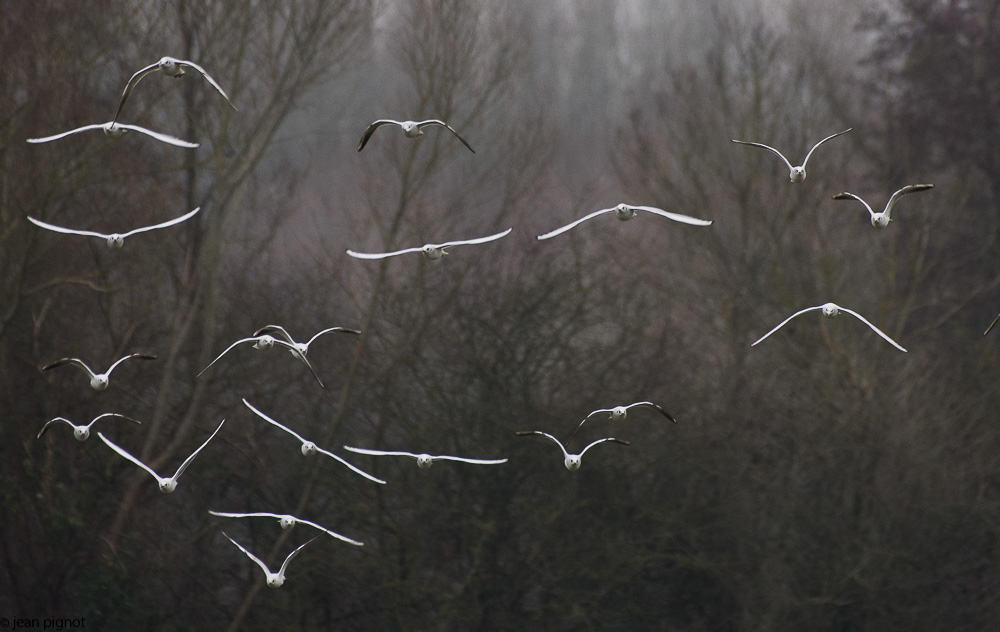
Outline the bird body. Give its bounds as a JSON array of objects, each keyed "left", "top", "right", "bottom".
[
  {"left": 832, "top": 184, "right": 934, "bottom": 228},
  {"left": 731, "top": 128, "right": 852, "bottom": 182}
]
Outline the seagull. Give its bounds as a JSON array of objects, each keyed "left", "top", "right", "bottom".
[
  {"left": 731, "top": 128, "right": 852, "bottom": 182},
  {"left": 515, "top": 430, "right": 630, "bottom": 471},
  {"left": 347, "top": 228, "right": 512, "bottom": 260},
  {"left": 37, "top": 413, "right": 141, "bottom": 441},
  {"left": 985, "top": 313, "right": 1000, "bottom": 336},
  {"left": 112, "top": 56, "right": 236, "bottom": 125},
  {"left": 242, "top": 398, "right": 385, "bottom": 484},
  {"left": 208, "top": 511, "right": 363, "bottom": 546},
  {"left": 222, "top": 532, "right": 317, "bottom": 588},
  {"left": 97, "top": 418, "right": 225, "bottom": 493},
  {"left": 198, "top": 334, "right": 324, "bottom": 387},
  {"left": 27, "top": 207, "right": 201, "bottom": 249},
  {"left": 40, "top": 353, "right": 157, "bottom": 391},
  {"left": 831, "top": 184, "right": 935, "bottom": 228},
  {"left": 357, "top": 119, "right": 474, "bottom": 152},
  {"left": 253, "top": 325, "right": 361, "bottom": 361},
  {"left": 342, "top": 446, "right": 508, "bottom": 469},
  {"left": 568, "top": 401, "right": 676, "bottom": 441},
  {"left": 751, "top": 302, "right": 907, "bottom": 352},
  {"left": 536, "top": 204, "right": 712, "bottom": 241},
  {"left": 26, "top": 121, "right": 199, "bottom": 148}
]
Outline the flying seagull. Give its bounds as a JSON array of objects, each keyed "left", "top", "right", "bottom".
[
  {"left": 37, "top": 413, "right": 141, "bottom": 442},
  {"left": 209, "top": 511, "right": 363, "bottom": 546},
  {"left": 515, "top": 430, "right": 630, "bottom": 471},
  {"left": 97, "top": 418, "right": 225, "bottom": 493},
  {"left": 198, "top": 334, "right": 325, "bottom": 387},
  {"left": 731, "top": 128, "right": 852, "bottom": 182},
  {"left": 27, "top": 121, "right": 199, "bottom": 148},
  {"left": 112, "top": 56, "right": 236, "bottom": 125},
  {"left": 342, "top": 446, "right": 508, "bottom": 469},
  {"left": 242, "top": 398, "right": 385, "bottom": 484},
  {"left": 253, "top": 325, "right": 361, "bottom": 361},
  {"left": 40, "top": 353, "right": 157, "bottom": 391},
  {"left": 222, "top": 532, "right": 317, "bottom": 588},
  {"left": 536, "top": 204, "right": 712, "bottom": 241},
  {"left": 831, "top": 184, "right": 934, "bottom": 228},
  {"left": 751, "top": 302, "right": 907, "bottom": 352},
  {"left": 568, "top": 401, "right": 676, "bottom": 441},
  {"left": 347, "top": 228, "right": 512, "bottom": 260},
  {"left": 357, "top": 119, "right": 474, "bottom": 152},
  {"left": 27, "top": 207, "right": 201, "bottom": 249}
]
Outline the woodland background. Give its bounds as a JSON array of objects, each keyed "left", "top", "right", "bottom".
[{"left": 2, "top": 0, "right": 999, "bottom": 630}]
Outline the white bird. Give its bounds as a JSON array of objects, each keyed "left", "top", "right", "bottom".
[
  {"left": 253, "top": 325, "right": 361, "bottom": 361},
  {"left": 97, "top": 418, "right": 225, "bottom": 493},
  {"left": 242, "top": 399, "right": 385, "bottom": 484},
  {"left": 208, "top": 511, "right": 363, "bottom": 546},
  {"left": 197, "top": 334, "right": 325, "bottom": 387},
  {"left": 731, "top": 128, "right": 852, "bottom": 182},
  {"left": 985, "top": 313, "right": 1000, "bottom": 336},
  {"left": 37, "top": 413, "right": 141, "bottom": 441},
  {"left": 515, "top": 430, "right": 629, "bottom": 471},
  {"left": 26, "top": 121, "right": 199, "bottom": 148},
  {"left": 342, "top": 446, "right": 508, "bottom": 469},
  {"left": 112, "top": 56, "right": 236, "bottom": 125},
  {"left": 569, "top": 401, "right": 676, "bottom": 441},
  {"left": 831, "top": 184, "right": 934, "bottom": 228},
  {"left": 536, "top": 204, "right": 712, "bottom": 241},
  {"left": 222, "top": 532, "right": 317, "bottom": 588},
  {"left": 40, "top": 353, "right": 157, "bottom": 391},
  {"left": 347, "top": 228, "right": 512, "bottom": 260},
  {"left": 751, "top": 302, "right": 907, "bottom": 352},
  {"left": 27, "top": 207, "right": 201, "bottom": 249},
  {"left": 357, "top": 119, "right": 474, "bottom": 152}
]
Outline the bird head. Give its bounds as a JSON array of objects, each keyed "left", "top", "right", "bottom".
[
  {"left": 401, "top": 121, "right": 420, "bottom": 136},
  {"left": 300, "top": 442, "right": 317, "bottom": 456},
  {"left": 610, "top": 406, "right": 628, "bottom": 422},
  {"left": 871, "top": 213, "right": 890, "bottom": 229},
  {"left": 789, "top": 167, "right": 806, "bottom": 183},
  {"left": 421, "top": 245, "right": 445, "bottom": 260},
  {"left": 277, "top": 516, "right": 296, "bottom": 529},
  {"left": 416, "top": 454, "right": 434, "bottom": 469},
  {"left": 106, "top": 234, "right": 125, "bottom": 249},
  {"left": 821, "top": 303, "right": 840, "bottom": 318},
  {"left": 158, "top": 57, "right": 184, "bottom": 77},
  {"left": 563, "top": 455, "right": 582, "bottom": 471},
  {"left": 103, "top": 123, "right": 126, "bottom": 138},
  {"left": 90, "top": 375, "right": 110, "bottom": 391},
  {"left": 253, "top": 335, "right": 275, "bottom": 350},
  {"left": 158, "top": 480, "right": 178, "bottom": 494},
  {"left": 73, "top": 427, "right": 90, "bottom": 441},
  {"left": 266, "top": 575, "right": 284, "bottom": 588},
  {"left": 613, "top": 204, "right": 636, "bottom": 221}
]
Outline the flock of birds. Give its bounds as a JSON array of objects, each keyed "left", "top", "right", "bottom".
[{"left": 26, "top": 51, "right": 965, "bottom": 590}]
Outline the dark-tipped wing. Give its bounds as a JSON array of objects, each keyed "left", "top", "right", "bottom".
[
  {"left": 801, "top": 128, "right": 852, "bottom": 167},
  {"left": 418, "top": 120, "right": 475, "bottom": 153},
  {"left": 357, "top": 120, "right": 402, "bottom": 151}
]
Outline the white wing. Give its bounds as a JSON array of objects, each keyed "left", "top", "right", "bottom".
[
  {"left": 431, "top": 455, "right": 509, "bottom": 465},
  {"left": 306, "top": 327, "right": 361, "bottom": 346},
  {"left": 27, "top": 124, "right": 108, "bottom": 143},
  {"left": 314, "top": 446, "right": 387, "bottom": 485},
  {"left": 198, "top": 337, "right": 259, "bottom": 377},
  {"left": 115, "top": 124, "right": 199, "bottom": 149},
  {"left": 294, "top": 517, "right": 364, "bottom": 547},
  {"left": 750, "top": 305, "right": 825, "bottom": 347},
  {"left": 27, "top": 216, "right": 109, "bottom": 239},
  {"left": 171, "top": 418, "right": 226, "bottom": 481},
  {"left": 242, "top": 398, "right": 311, "bottom": 445},
  {"left": 801, "top": 128, "right": 852, "bottom": 167},
  {"left": 97, "top": 432, "right": 164, "bottom": 485},
  {"left": 516, "top": 430, "right": 569, "bottom": 459},
  {"left": 730, "top": 139, "right": 794, "bottom": 171},
  {"left": 579, "top": 437, "right": 629, "bottom": 457},
  {"left": 40, "top": 357, "right": 97, "bottom": 380},
  {"left": 254, "top": 325, "right": 295, "bottom": 345},
  {"left": 837, "top": 307, "right": 908, "bottom": 352},
  {"left": 434, "top": 228, "right": 513, "bottom": 249},
  {"left": 536, "top": 207, "right": 617, "bottom": 240},
  {"left": 883, "top": 184, "right": 934, "bottom": 221},
  {"left": 343, "top": 446, "right": 418, "bottom": 458},
  {"left": 112, "top": 61, "right": 160, "bottom": 124},
  {"left": 222, "top": 532, "right": 274, "bottom": 576},
  {"left": 416, "top": 120, "right": 475, "bottom": 153},
  {"left": 210, "top": 510, "right": 286, "bottom": 520},
  {"left": 346, "top": 245, "right": 425, "bottom": 260},
  {"left": 37, "top": 417, "right": 75, "bottom": 439},
  {"left": 105, "top": 352, "right": 157, "bottom": 376},
  {"left": 177, "top": 58, "right": 236, "bottom": 110},
  {"left": 270, "top": 338, "right": 325, "bottom": 387},
  {"left": 831, "top": 192, "right": 876, "bottom": 220},
  {"left": 121, "top": 206, "right": 201, "bottom": 238},
  {"left": 631, "top": 205, "right": 713, "bottom": 226},
  {"left": 278, "top": 537, "right": 318, "bottom": 577},
  {"left": 87, "top": 412, "right": 142, "bottom": 428}
]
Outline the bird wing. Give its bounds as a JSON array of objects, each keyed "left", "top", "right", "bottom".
[
  {"left": 222, "top": 532, "right": 273, "bottom": 576},
  {"left": 984, "top": 313, "right": 1000, "bottom": 336},
  {"left": 567, "top": 408, "right": 615, "bottom": 441},
  {"left": 172, "top": 418, "right": 226, "bottom": 481},
  {"left": 831, "top": 192, "right": 876, "bottom": 220},
  {"left": 306, "top": 327, "right": 362, "bottom": 346},
  {"left": 115, "top": 124, "right": 199, "bottom": 148},
  {"left": 536, "top": 207, "right": 617, "bottom": 241},
  {"left": 346, "top": 245, "right": 425, "bottom": 259},
  {"left": 254, "top": 325, "right": 295, "bottom": 345},
  {"left": 278, "top": 537, "right": 318, "bottom": 577},
  {"left": 343, "top": 446, "right": 417, "bottom": 458},
  {"left": 579, "top": 437, "right": 630, "bottom": 457},
  {"left": 418, "top": 120, "right": 475, "bottom": 153},
  {"left": 209, "top": 510, "right": 283, "bottom": 520},
  {"left": 626, "top": 401, "right": 678, "bottom": 423},
  {"left": 177, "top": 58, "right": 236, "bottom": 110},
  {"left": 631, "top": 205, "right": 713, "bottom": 226},
  {"left": 111, "top": 61, "right": 161, "bottom": 125},
  {"left": 27, "top": 216, "right": 109, "bottom": 239},
  {"left": 436, "top": 228, "right": 513, "bottom": 249},
  {"left": 433, "top": 455, "right": 509, "bottom": 465},
  {"left": 26, "top": 124, "right": 108, "bottom": 143},
  {"left": 730, "top": 139, "right": 794, "bottom": 171},
  {"left": 121, "top": 206, "right": 201, "bottom": 238},
  {"left": 271, "top": 339, "right": 325, "bottom": 388},
  {"left": 837, "top": 307, "right": 908, "bottom": 352},
  {"left": 357, "top": 120, "right": 402, "bottom": 151},
  {"left": 105, "top": 353, "right": 158, "bottom": 376},
  {"left": 516, "top": 430, "right": 568, "bottom": 458},
  {"left": 97, "top": 431, "right": 164, "bottom": 484},
  {"left": 314, "top": 447, "right": 387, "bottom": 485},
  {"left": 295, "top": 518, "right": 364, "bottom": 547},
  {"left": 884, "top": 184, "right": 934, "bottom": 221},
  {"left": 750, "top": 305, "right": 824, "bottom": 347},
  {"left": 242, "top": 398, "right": 311, "bottom": 445},
  {"left": 801, "top": 128, "right": 852, "bottom": 168},
  {"left": 89, "top": 412, "right": 142, "bottom": 428},
  {"left": 37, "top": 417, "right": 74, "bottom": 439},
  {"left": 41, "top": 357, "right": 96, "bottom": 379},
  {"left": 198, "top": 337, "right": 257, "bottom": 377}
]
